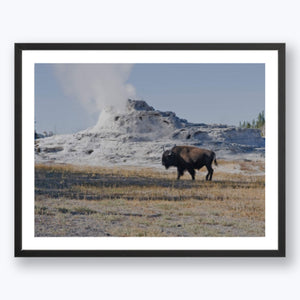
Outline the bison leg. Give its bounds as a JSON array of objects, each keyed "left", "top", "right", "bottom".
[
  {"left": 177, "top": 168, "right": 184, "bottom": 180},
  {"left": 187, "top": 168, "right": 195, "bottom": 180},
  {"left": 205, "top": 165, "right": 214, "bottom": 181}
]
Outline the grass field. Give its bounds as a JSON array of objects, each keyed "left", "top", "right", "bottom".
[{"left": 35, "top": 160, "right": 265, "bottom": 237}]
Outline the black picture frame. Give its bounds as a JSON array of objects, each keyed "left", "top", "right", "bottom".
[{"left": 15, "top": 43, "right": 285, "bottom": 257}]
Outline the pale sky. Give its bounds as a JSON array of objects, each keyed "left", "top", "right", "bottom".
[{"left": 35, "top": 63, "right": 265, "bottom": 134}]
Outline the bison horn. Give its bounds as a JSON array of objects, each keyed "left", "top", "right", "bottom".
[{"left": 162, "top": 145, "right": 165, "bottom": 152}]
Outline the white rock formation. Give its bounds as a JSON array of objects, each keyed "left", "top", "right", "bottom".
[{"left": 35, "top": 99, "right": 265, "bottom": 166}]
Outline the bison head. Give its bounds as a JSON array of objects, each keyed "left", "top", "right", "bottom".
[{"left": 162, "top": 150, "right": 177, "bottom": 169}]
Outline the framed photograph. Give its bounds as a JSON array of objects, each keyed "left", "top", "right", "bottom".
[{"left": 15, "top": 43, "right": 285, "bottom": 257}]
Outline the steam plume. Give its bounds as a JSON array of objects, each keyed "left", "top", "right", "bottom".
[{"left": 54, "top": 64, "right": 136, "bottom": 113}]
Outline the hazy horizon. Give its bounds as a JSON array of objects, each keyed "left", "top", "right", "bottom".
[{"left": 35, "top": 63, "right": 265, "bottom": 134}]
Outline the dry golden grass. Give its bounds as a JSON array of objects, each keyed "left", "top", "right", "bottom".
[{"left": 35, "top": 160, "right": 265, "bottom": 237}]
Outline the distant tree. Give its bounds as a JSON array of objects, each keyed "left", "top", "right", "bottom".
[
  {"left": 239, "top": 110, "right": 265, "bottom": 134},
  {"left": 256, "top": 111, "right": 265, "bottom": 128}
]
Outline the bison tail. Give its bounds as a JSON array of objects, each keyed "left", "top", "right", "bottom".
[
  {"left": 214, "top": 158, "right": 218, "bottom": 166},
  {"left": 213, "top": 152, "right": 218, "bottom": 166}
]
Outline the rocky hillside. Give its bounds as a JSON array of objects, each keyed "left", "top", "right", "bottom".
[{"left": 35, "top": 99, "right": 265, "bottom": 166}]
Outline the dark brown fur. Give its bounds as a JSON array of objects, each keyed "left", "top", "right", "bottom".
[{"left": 162, "top": 145, "right": 217, "bottom": 181}]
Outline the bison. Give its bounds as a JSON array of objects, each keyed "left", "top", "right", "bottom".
[{"left": 162, "top": 145, "right": 217, "bottom": 181}]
